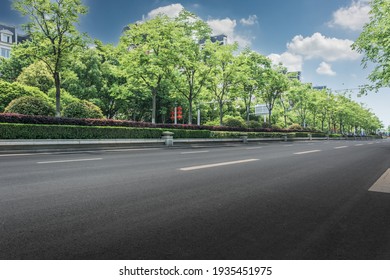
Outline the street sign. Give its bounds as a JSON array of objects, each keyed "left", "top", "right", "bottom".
[{"left": 255, "top": 104, "right": 269, "bottom": 116}]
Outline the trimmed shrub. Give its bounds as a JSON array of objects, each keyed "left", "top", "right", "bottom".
[
  {"left": 170, "top": 129, "right": 210, "bottom": 138},
  {"left": 4, "top": 96, "right": 56, "bottom": 116},
  {"left": 0, "top": 80, "right": 50, "bottom": 112},
  {"left": 62, "top": 100, "right": 104, "bottom": 119},
  {"left": 247, "top": 120, "right": 262, "bottom": 129},
  {"left": 16, "top": 61, "right": 54, "bottom": 93},
  {"left": 223, "top": 116, "right": 247, "bottom": 128},
  {"left": 288, "top": 123, "right": 303, "bottom": 131},
  {"left": 0, "top": 113, "right": 291, "bottom": 133},
  {"left": 0, "top": 123, "right": 163, "bottom": 139}
]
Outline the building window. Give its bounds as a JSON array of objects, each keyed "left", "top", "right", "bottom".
[
  {"left": 0, "top": 48, "right": 11, "bottom": 58},
  {"left": 1, "top": 32, "right": 13, "bottom": 43}
]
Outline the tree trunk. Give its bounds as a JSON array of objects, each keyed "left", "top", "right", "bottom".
[
  {"left": 152, "top": 91, "right": 157, "bottom": 124},
  {"left": 188, "top": 97, "right": 193, "bottom": 125},
  {"left": 54, "top": 72, "right": 61, "bottom": 117},
  {"left": 219, "top": 101, "right": 224, "bottom": 126}
]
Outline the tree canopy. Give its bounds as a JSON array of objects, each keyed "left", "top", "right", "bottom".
[{"left": 353, "top": 0, "right": 390, "bottom": 93}]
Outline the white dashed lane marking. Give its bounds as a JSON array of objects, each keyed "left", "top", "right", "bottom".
[{"left": 180, "top": 159, "right": 259, "bottom": 171}]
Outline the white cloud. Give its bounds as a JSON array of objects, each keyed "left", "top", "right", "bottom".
[
  {"left": 287, "top": 32, "right": 361, "bottom": 62},
  {"left": 240, "top": 15, "right": 258, "bottom": 26},
  {"left": 268, "top": 52, "right": 303, "bottom": 72},
  {"left": 329, "top": 0, "right": 371, "bottom": 31},
  {"left": 316, "top": 62, "right": 336, "bottom": 76},
  {"left": 147, "top": 3, "right": 184, "bottom": 19},
  {"left": 145, "top": 4, "right": 255, "bottom": 48},
  {"left": 207, "top": 18, "right": 252, "bottom": 47}
]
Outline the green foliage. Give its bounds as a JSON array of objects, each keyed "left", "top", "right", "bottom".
[
  {"left": 0, "top": 80, "right": 50, "bottom": 112},
  {"left": 47, "top": 88, "right": 80, "bottom": 108},
  {"left": 170, "top": 129, "right": 211, "bottom": 138},
  {"left": 223, "top": 116, "right": 247, "bottom": 128},
  {"left": 247, "top": 121, "right": 262, "bottom": 129},
  {"left": 62, "top": 101, "right": 104, "bottom": 119},
  {"left": 4, "top": 96, "right": 56, "bottom": 116},
  {"left": 211, "top": 131, "right": 294, "bottom": 139},
  {"left": 0, "top": 123, "right": 163, "bottom": 139},
  {"left": 288, "top": 123, "right": 303, "bottom": 130},
  {"left": 13, "top": 0, "right": 88, "bottom": 117},
  {"left": 352, "top": 0, "right": 390, "bottom": 92},
  {"left": 16, "top": 61, "right": 54, "bottom": 93}
]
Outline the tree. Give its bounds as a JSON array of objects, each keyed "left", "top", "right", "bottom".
[
  {"left": 352, "top": 0, "right": 390, "bottom": 93},
  {"left": 13, "top": 0, "right": 88, "bottom": 117},
  {"left": 236, "top": 49, "right": 271, "bottom": 123},
  {"left": 119, "top": 15, "right": 176, "bottom": 124},
  {"left": 261, "top": 65, "right": 289, "bottom": 126},
  {"left": 207, "top": 42, "right": 239, "bottom": 125},
  {"left": 168, "top": 11, "right": 213, "bottom": 124}
]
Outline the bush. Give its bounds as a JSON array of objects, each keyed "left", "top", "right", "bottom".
[
  {"left": 62, "top": 100, "right": 104, "bottom": 119},
  {"left": 288, "top": 123, "right": 303, "bottom": 130},
  {"left": 223, "top": 116, "right": 247, "bottom": 128},
  {"left": 4, "top": 96, "right": 56, "bottom": 116},
  {"left": 16, "top": 61, "right": 54, "bottom": 93},
  {"left": 0, "top": 113, "right": 290, "bottom": 133},
  {"left": 247, "top": 120, "right": 262, "bottom": 129},
  {"left": 47, "top": 88, "right": 80, "bottom": 108},
  {"left": 0, "top": 80, "right": 50, "bottom": 112}
]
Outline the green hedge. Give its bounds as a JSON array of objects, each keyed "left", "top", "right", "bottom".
[
  {"left": 0, "top": 123, "right": 163, "bottom": 139},
  {"left": 0, "top": 123, "right": 211, "bottom": 140},
  {"left": 211, "top": 131, "right": 296, "bottom": 139},
  {"left": 170, "top": 129, "right": 210, "bottom": 138}
]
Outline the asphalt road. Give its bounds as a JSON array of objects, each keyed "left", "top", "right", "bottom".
[{"left": 1, "top": 139, "right": 390, "bottom": 260}]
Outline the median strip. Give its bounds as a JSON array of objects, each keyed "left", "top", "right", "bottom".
[
  {"left": 179, "top": 159, "right": 259, "bottom": 171},
  {"left": 37, "top": 158, "right": 103, "bottom": 164},
  {"left": 294, "top": 150, "right": 321, "bottom": 155}
]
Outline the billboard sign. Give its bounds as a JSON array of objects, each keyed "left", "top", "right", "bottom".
[{"left": 255, "top": 104, "right": 269, "bottom": 116}]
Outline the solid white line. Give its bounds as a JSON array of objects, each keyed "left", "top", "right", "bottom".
[
  {"left": 355, "top": 144, "right": 364, "bottom": 147},
  {"left": 246, "top": 147, "right": 263, "bottom": 150},
  {"left": 334, "top": 146, "right": 348, "bottom": 149},
  {"left": 369, "top": 169, "right": 390, "bottom": 193},
  {"left": 294, "top": 150, "right": 321, "bottom": 155},
  {"left": 37, "top": 158, "right": 103, "bottom": 164},
  {"left": 180, "top": 150, "right": 210, "bottom": 155},
  {"left": 180, "top": 159, "right": 259, "bottom": 171}
]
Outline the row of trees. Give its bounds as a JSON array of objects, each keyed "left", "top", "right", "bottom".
[{"left": 0, "top": 0, "right": 384, "bottom": 134}]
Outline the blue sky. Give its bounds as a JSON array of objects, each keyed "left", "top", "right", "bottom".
[{"left": 1, "top": 0, "right": 389, "bottom": 127}]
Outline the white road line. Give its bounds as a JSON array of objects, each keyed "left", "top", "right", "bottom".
[
  {"left": 334, "top": 146, "right": 348, "bottom": 149},
  {"left": 284, "top": 144, "right": 294, "bottom": 147},
  {"left": 246, "top": 147, "right": 263, "bottom": 150},
  {"left": 368, "top": 143, "right": 374, "bottom": 145},
  {"left": 369, "top": 169, "right": 390, "bottom": 193},
  {"left": 180, "top": 150, "right": 210, "bottom": 155},
  {"left": 37, "top": 158, "right": 103, "bottom": 164},
  {"left": 180, "top": 159, "right": 259, "bottom": 171},
  {"left": 294, "top": 150, "right": 321, "bottom": 155},
  {"left": 355, "top": 144, "right": 364, "bottom": 147}
]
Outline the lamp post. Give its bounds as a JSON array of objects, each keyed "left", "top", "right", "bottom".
[
  {"left": 174, "top": 101, "right": 177, "bottom": 125},
  {"left": 197, "top": 102, "right": 201, "bottom": 126}
]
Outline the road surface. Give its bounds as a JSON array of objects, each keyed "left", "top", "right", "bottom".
[{"left": 1, "top": 139, "right": 390, "bottom": 259}]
